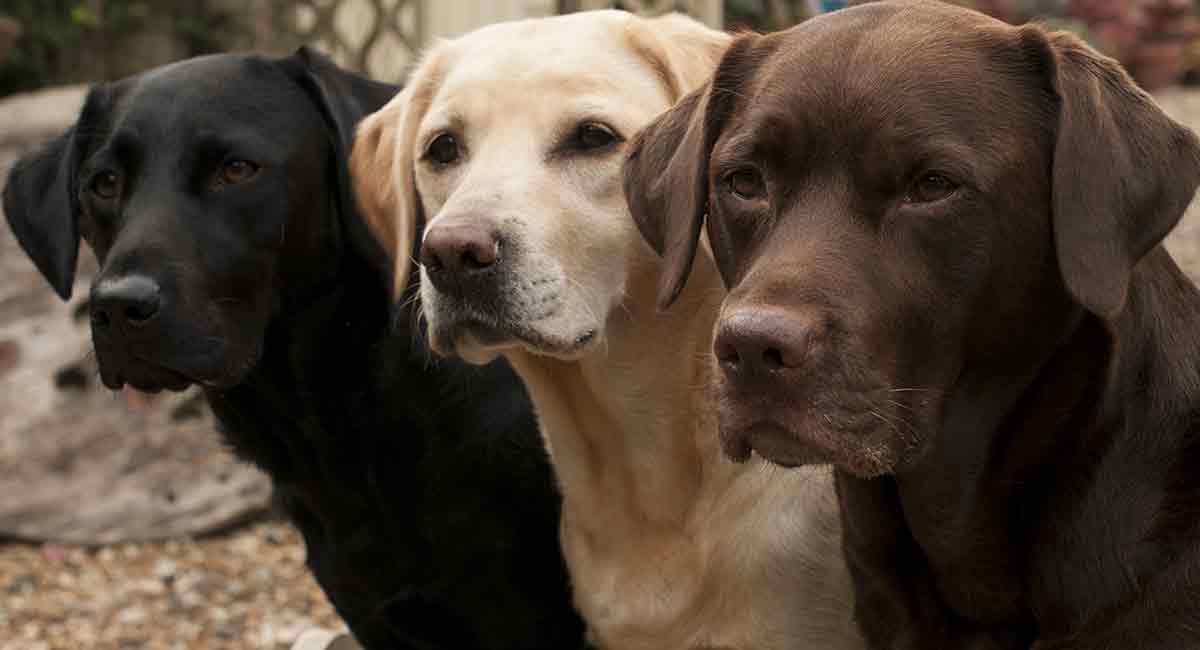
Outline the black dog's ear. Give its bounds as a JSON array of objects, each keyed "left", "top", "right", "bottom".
[
  {"left": 279, "top": 46, "right": 402, "bottom": 279},
  {"left": 1035, "top": 28, "right": 1200, "bottom": 318},
  {"left": 3, "top": 127, "right": 84, "bottom": 300},
  {"left": 624, "top": 34, "right": 759, "bottom": 310}
]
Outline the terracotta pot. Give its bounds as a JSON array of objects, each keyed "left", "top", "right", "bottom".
[
  {"left": 0, "top": 16, "right": 20, "bottom": 66},
  {"left": 1130, "top": 39, "right": 1189, "bottom": 90}
]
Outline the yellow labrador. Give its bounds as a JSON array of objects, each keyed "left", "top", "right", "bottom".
[{"left": 351, "top": 11, "right": 862, "bottom": 650}]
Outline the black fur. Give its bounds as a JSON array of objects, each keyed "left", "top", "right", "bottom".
[{"left": 3, "top": 49, "right": 583, "bottom": 649}]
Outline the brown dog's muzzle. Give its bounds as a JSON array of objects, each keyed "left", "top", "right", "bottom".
[
  {"left": 714, "top": 308, "right": 821, "bottom": 380},
  {"left": 712, "top": 304, "right": 847, "bottom": 468},
  {"left": 711, "top": 268, "right": 937, "bottom": 476}
]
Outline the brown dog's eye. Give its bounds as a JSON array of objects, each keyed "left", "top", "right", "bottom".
[
  {"left": 572, "top": 123, "right": 620, "bottom": 151},
  {"left": 727, "top": 169, "right": 765, "bottom": 200},
  {"left": 90, "top": 171, "right": 121, "bottom": 200},
  {"left": 217, "top": 159, "right": 260, "bottom": 187},
  {"left": 427, "top": 133, "right": 461, "bottom": 165},
  {"left": 908, "top": 173, "right": 957, "bottom": 204}
]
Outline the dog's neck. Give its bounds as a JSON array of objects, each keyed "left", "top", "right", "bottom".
[
  {"left": 203, "top": 230, "right": 398, "bottom": 483},
  {"left": 506, "top": 245, "right": 732, "bottom": 529},
  {"left": 507, "top": 246, "right": 860, "bottom": 648},
  {"left": 873, "top": 246, "right": 1200, "bottom": 637}
]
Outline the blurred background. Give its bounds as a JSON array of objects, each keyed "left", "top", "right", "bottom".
[{"left": 3, "top": 1, "right": 1200, "bottom": 649}]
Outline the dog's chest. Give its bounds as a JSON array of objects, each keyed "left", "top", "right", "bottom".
[
  {"left": 562, "top": 521, "right": 711, "bottom": 649},
  {"left": 560, "top": 466, "right": 858, "bottom": 650}
]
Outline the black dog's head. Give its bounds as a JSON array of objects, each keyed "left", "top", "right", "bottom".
[{"left": 4, "top": 49, "right": 396, "bottom": 392}]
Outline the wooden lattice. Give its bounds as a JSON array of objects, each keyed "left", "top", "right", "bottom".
[
  {"left": 570, "top": 0, "right": 722, "bottom": 26},
  {"left": 262, "top": 0, "right": 723, "bottom": 80},
  {"left": 271, "top": 0, "right": 422, "bottom": 81}
]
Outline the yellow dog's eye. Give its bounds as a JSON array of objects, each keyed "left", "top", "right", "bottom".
[
  {"left": 427, "top": 133, "right": 461, "bottom": 165},
  {"left": 217, "top": 159, "right": 260, "bottom": 186},
  {"left": 574, "top": 123, "right": 619, "bottom": 151}
]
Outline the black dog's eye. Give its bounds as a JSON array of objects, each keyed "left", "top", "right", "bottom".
[
  {"left": 907, "top": 173, "right": 958, "bottom": 204},
  {"left": 90, "top": 171, "right": 121, "bottom": 200},
  {"left": 727, "top": 169, "right": 765, "bottom": 200},
  {"left": 426, "top": 133, "right": 461, "bottom": 165},
  {"left": 571, "top": 122, "right": 620, "bottom": 151},
  {"left": 217, "top": 159, "right": 260, "bottom": 187}
]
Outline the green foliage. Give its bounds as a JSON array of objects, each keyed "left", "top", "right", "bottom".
[
  {"left": 724, "top": 0, "right": 810, "bottom": 31},
  {"left": 0, "top": 0, "right": 243, "bottom": 96}
]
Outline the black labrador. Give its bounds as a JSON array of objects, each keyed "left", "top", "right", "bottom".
[
  {"left": 625, "top": 1, "right": 1200, "bottom": 647},
  {"left": 4, "top": 48, "right": 583, "bottom": 649}
]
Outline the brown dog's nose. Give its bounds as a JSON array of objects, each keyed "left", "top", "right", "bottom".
[
  {"left": 420, "top": 223, "right": 500, "bottom": 276},
  {"left": 91, "top": 275, "right": 162, "bottom": 330},
  {"left": 714, "top": 309, "right": 811, "bottom": 379}
]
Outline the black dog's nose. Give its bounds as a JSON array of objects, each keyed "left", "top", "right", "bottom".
[
  {"left": 91, "top": 275, "right": 162, "bottom": 329},
  {"left": 715, "top": 309, "right": 812, "bottom": 378},
  {"left": 420, "top": 223, "right": 500, "bottom": 277}
]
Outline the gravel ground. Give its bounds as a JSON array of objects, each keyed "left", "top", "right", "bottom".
[
  {"left": 0, "top": 519, "right": 344, "bottom": 649},
  {"left": 4, "top": 84, "right": 1200, "bottom": 650}
]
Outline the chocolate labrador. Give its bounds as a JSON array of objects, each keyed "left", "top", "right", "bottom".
[
  {"left": 3, "top": 49, "right": 583, "bottom": 649},
  {"left": 625, "top": 1, "right": 1200, "bottom": 647}
]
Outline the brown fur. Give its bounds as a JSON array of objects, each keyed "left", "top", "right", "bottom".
[{"left": 624, "top": 1, "right": 1200, "bottom": 647}]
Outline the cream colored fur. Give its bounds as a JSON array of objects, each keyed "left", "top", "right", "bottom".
[{"left": 351, "top": 11, "right": 863, "bottom": 649}]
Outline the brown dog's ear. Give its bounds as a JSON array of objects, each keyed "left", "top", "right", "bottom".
[
  {"left": 624, "top": 34, "right": 759, "bottom": 310},
  {"left": 350, "top": 50, "right": 442, "bottom": 301},
  {"left": 624, "top": 87, "right": 712, "bottom": 310},
  {"left": 1039, "top": 29, "right": 1200, "bottom": 318}
]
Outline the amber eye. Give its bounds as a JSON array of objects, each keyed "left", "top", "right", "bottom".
[
  {"left": 217, "top": 159, "right": 260, "bottom": 186},
  {"left": 727, "top": 169, "right": 765, "bottom": 200},
  {"left": 573, "top": 122, "right": 619, "bottom": 151},
  {"left": 908, "top": 173, "right": 957, "bottom": 204},
  {"left": 90, "top": 171, "right": 121, "bottom": 200},
  {"left": 426, "top": 133, "right": 461, "bottom": 165}
]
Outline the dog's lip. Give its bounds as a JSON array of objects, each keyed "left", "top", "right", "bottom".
[
  {"left": 436, "top": 315, "right": 598, "bottom": 360},
  {"left": 719, "top": 419, "right": 834, "bottom": 468},
  {"left": 102, "top": 361, "right": 193, "bottom": 393},
  {"left": 98, "top": 341, "right": 243, "bottom": 392}
]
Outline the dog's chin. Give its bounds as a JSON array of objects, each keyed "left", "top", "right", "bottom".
[
  {"left": 96, "top": 348, "right": 258, "bottom": 393},
  {"left": 99, "top": 360, "right": 195, "bottom": 393},
  {"left": 717, "top": 397, "right": 922, "bottom": 478},
  {"left": 430, "top": 316, "right": 599, "bottom": 364}
]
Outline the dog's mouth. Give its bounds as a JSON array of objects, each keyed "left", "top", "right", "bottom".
[
  {"left": 421, "top": 278, "right": 601, "bottom": 362},
  {"left": 431, "top": 312, "right": 598, "bottom": 362},
  {"left": 98, "top": 358, "right": 195, "bottom": 393},
  {"left": 716, "top": 385, "right": 931, "bottom": 478},
  {"left": 93, "top": 338, "right": 255, "bottom": 393}
]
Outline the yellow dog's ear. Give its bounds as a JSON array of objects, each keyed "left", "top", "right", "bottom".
[
  {"left": 350, "top": 50, "right": 445, "bottom": 301},
  {"left": 623, "top": 12, "right": 732, "bottom": 103}
]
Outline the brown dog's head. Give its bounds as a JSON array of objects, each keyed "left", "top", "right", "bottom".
[{"left": 624, "top": 0, "right": 1200, "bottom": 476}]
